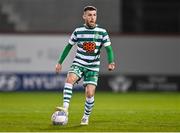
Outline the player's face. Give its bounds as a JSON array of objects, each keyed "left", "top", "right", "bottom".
[{"left": 83, "top": 10, "right": 97, "bottom": 28}]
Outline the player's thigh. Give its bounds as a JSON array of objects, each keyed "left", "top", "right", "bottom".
[
  {"left": 84, "top": 70, "right": 98, "bottom": 97},
  {"left": 85, "top": 84, "right": 96, "bottom": 98},
  {"left": 84, "top": 70, "right": 99, "bottom": 86},
  {"left": 66, "top": 72, "right": 79, "bottom": 84},
  {"left": 66, "top": 65, "right": 83, "bottom": 84}
]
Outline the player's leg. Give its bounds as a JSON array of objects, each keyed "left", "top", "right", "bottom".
[
  {"left": 56, "top": 72, "right": 79, "bottom": 114},
  {"left": 63, "top": 72, "right": 79, "bottom": 109},
  {"left": 57, "top": 65, "right": 82, "bottom": 113},
  {"left": 81, "top": 70, "right": 98, "bottom": 125},
  {"left": 81, "top": 84, "right": 96, "bottom": 125}
]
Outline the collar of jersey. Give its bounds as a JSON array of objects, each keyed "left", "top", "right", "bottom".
[{"left": 84, "top": 24, "right": 98, "bottom": 29}]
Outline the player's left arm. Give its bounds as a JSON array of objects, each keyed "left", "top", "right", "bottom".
[
  {"left": 103, "top": 30, "right": 115, "bottom": 71},
  {"left": 105, "top": 45, "right": 115, "bottom": 71}
]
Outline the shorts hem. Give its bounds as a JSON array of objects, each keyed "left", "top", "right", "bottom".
[
  {"left": 68, "top": 71, "right": 81, "bottom": 78},
  {"left": 83, "top": 82, "right": 97, "bottom": 87}
]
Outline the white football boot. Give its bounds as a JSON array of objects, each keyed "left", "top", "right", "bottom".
[
  {"left": 80, "top": 117, "right": 89, "bottom": 125},
  {"left": 56, "top": 106, "right": 68, "bottom": 116}
]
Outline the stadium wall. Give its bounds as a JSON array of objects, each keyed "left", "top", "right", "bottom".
[
  {"left": 0, "top": 0, "right": 121, "bottom": 33},
  {"left": 0, "top": 34, "right": 179, "bottom": 91},
  {"left": 100, "top": 35, "right": 180, "bottom": 75}
]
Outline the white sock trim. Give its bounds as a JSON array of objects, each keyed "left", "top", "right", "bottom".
[
  {"left": 65, "top": 83, "right": 73, "bottom": 89},
  {"left": 63, "top": 102, "right": 69, "bottom": 109},
  {"left": 83, "top": 114, "right": 89, "bottom": 119},
  {"left": 86, "top": 96, "right": 94, "bottom": 103}
]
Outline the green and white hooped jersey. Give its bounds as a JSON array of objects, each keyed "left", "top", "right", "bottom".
[{"left": 68, "top": 24, "right": 111, "bottom": 72}]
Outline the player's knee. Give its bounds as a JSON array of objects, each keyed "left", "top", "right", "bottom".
[
  {"left": 86, "top": 92, "right": 94, "bottom": 98},
  {"left": 86, "top": 85, "right": 96, "bottom": 98},
  {"left": 66, "top": 76, "right": 76, "bottom": 84}
]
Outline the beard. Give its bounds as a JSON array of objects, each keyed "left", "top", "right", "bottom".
[{"left": 86, "top": 21, "right": 96, "bottom": 28}]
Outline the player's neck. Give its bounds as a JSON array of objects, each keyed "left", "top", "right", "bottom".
[{"left": 84, "top": 24, "right": 97, "bottom": 29}]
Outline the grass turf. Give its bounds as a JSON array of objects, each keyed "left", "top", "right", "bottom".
[{"left": 0, "top": 91, "right": 180, "bottom": 132}]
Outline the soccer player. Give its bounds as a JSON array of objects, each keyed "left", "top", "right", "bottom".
[{"left": 55, "top": 5, "right": 115, "bottom": 125}]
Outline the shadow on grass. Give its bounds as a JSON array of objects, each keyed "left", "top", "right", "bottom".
[{"left": 37, "top": 124, "right": 88, "bottom": 132}]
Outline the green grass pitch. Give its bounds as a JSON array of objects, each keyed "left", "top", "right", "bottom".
[{"left": 0, "top": 91, "right": 180, "bottom": 132}]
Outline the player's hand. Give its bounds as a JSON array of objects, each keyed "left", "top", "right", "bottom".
[
  {"left": 108, "top": 62, "right": 115, "bottom": 71},
  {"left": 55, "top": 63, "right": 62, "bottom": 73}
]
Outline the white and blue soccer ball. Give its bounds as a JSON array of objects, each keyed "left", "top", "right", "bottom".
[{"left": 51, "top": 111, "right": 68, "bottom": 125}]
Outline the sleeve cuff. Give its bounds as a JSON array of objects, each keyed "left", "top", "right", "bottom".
[
  {"left": 104, "top": 42, "right": 111, "bottom": 47},
  {"left": 68, "top": 40, "right": 75, "bottom": 45}
]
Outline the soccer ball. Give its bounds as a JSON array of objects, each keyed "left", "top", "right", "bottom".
[{"left": 51, "top": 111, "right": 68, "bottom": 125}]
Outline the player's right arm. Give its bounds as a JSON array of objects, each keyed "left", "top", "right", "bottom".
[
  {"left": 55, "top": 29, "right": 78, "bottom": 73},
  {"left": 55, "top": 43, "right": 73, "bottom": 73}
]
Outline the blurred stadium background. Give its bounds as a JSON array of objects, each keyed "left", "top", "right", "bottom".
[
  {"left": 0, "top": 0, "right": 179, "bottom": 92},
  {"left": 0, "top": 0, "right": 180, "bottom": 132}
]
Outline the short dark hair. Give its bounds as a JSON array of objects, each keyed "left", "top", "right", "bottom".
[{"left": 83, "top": 6, "right": 97, "bottom": 12}]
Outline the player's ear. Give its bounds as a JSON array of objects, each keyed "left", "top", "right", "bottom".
[{"left": 83, "top": 12, "right": 86, "bottom": 20}]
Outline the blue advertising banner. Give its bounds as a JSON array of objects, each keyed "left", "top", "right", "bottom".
[{"left": 0, "top": 73, "right": 83, "bottom": 91}]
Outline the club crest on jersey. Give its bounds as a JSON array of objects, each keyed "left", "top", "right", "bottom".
[
  {"left": 94, "top": 32, "right": 100, "bottom": 39},
  {"left": 83, "top": 42, "right": 96, "bottom": 53}
]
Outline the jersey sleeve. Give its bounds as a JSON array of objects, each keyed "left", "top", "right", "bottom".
[
  {"left": 105, "top": 45, "right": 114, "bottom": 64},
  {"left": 68, "top": 29, "right": 78, "bottom": 45},
  {"left": 102, "top": 30, "right": 111, "bottom": 47},
  {"left": 57, "top": 43, "right": 73, "bottom": 64}
]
